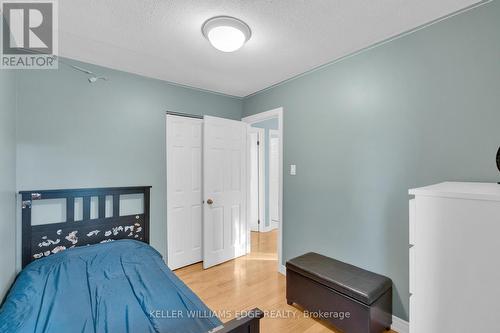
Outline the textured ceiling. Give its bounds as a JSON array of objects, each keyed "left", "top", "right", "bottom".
[{"left": 59, "top": 0, "right": 482, "bottom": 97}]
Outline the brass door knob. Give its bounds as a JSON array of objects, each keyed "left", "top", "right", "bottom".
[{"left": 207, "top": 198, "right": 214, "bottom": 205}]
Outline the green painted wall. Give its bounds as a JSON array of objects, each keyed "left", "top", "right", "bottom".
[
  {"left": 252, "top": 118, "right": 279, "bottom": 228},
  {"left": 243, "top": 1, "right": 500, "bottom": 321},
  {"left": 0, "top": 70, "right": 17, "bottom": 300},
  {"left": 15, "top": 58, "right": 242, "bottom": 268}
]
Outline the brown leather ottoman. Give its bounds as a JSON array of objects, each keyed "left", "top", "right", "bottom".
[{"left": 286, "top": 253, "right": 392, "bottom": 333}]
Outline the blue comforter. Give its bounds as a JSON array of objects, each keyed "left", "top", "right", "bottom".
[{"left": 0, "top": 240, "right": 222, "bottom": 333}]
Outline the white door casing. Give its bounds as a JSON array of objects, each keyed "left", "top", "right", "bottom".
[
  {"left": 203, "top": 116, "right": 247, "bottom": 269},
  {"left": 269, "top": 129, "right": 280, "bottom": 230},
  {"left": 166, "top": 115, "right": 203, "bottom": 270}
]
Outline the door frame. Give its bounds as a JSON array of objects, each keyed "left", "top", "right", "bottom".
[
  {"left": 247, "top": 127, "right": 266, "bottom": 234},
  {"left": 242, "top": 107, "right": 284, "bottom": 274}
]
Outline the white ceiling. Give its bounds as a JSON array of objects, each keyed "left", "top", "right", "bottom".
[{"left": 59, "top": 0, "right": 482, "bottom": 97}]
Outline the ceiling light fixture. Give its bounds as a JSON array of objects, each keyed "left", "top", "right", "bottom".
[{"left": 202, "top": 16, "right": 251, "bottom": 52}]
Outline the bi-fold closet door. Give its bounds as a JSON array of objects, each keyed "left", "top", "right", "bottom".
[
  {"left": 167, "top": 115, "right": 247, "bottom": 270},
  {"left": 202, "top": 116, "right": 247, "bottom": 269},
  {"left": 167, "top": 115, "right": 203, "bottom": 270}
]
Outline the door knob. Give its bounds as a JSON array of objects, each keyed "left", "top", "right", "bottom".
[{"left": 207, "top": 198, "right": 214, "bottom": 205}]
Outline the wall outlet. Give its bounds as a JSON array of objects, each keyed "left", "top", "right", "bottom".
[{"left": 290, "top": 164, "right": 296, "bottom": 175}]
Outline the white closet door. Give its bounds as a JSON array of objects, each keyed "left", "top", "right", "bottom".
[
  {"left": 203, "top": 116, "right": 247, "bottom": 269},
  {"left": 248, "top": 130, "right": 260, "bottom": 232},
  {"left": 166, "top": 115, "right": 203, "bottom": 270},
  {"left": 247, "top": 127, "right": 265, "bottom": 233},
  {"left": 269, "top": 130, "right": 280, "bottom": 228}
]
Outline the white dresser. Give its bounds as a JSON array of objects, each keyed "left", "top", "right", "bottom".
[{"left": 409, "top": 182, "right": 500, "bottom": 333}]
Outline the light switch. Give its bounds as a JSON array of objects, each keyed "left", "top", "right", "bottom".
[{"left": 290, "top": 164, "right": 296, "bottom": 175}]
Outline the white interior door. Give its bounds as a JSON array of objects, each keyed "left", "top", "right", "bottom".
[
  {"left": 247, "top": 127, "right": 265, "bottom": 233},
  {"left": 269, "top": 130, "right": 280, "bottom": 229},
  {"left": 166, "top": 115, "right": 203, "bottom": 270},
  {"left": 203, "top": 116, "right": 247, "bottom": 269}
]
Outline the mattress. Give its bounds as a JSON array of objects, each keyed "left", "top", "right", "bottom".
[{"left": 0, "top": 240, "right": 221, "bottom": 333}]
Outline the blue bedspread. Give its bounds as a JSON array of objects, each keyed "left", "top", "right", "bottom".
[{"left": 0, "top": 240, "right": 222, "bottom": 333}]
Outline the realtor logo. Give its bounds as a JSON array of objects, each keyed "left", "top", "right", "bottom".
[{"left": 1, "top": 0, "right": 58, "bottom": 69}]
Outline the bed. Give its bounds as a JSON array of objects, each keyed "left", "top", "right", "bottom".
[{"left": 0, "top": 186, "right": 263, "bottom": 333}]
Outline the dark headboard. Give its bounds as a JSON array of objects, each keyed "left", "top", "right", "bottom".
[{"left": 20, "top": 186, "right": 151, "bottom": 268}]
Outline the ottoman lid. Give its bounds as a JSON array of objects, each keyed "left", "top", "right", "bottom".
[{"left": 286, "top": 252, "right": 392, "bottom": 305}]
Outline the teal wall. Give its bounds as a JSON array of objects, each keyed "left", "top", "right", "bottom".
[
  {"left": 15, "top": 58, "right": 242, "bottom": 269},
  {"left": 243, "top": 1, "right": 500, "bottom": 321},
  {"left": 0, "top": 70, "right": 17, "bottom": 300},
  {"left": 251, "top": 118, "right": 279, "bottom": 228}
]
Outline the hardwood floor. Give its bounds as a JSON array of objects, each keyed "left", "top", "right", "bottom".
[{"left": 175, "top": 230, "right": 396, "bottom": 333}]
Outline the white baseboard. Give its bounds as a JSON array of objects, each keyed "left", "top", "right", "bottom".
[
  {"left": 278, "top": 264, "right": 286, "bottom": 275},
  {"left": 271, "top": 220, "right": 279, "bottom": 230},
  {"left": 391, "top": 315, "right": 409, "bottom": 333}
]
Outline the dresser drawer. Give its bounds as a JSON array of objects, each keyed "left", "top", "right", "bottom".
[
  {"left": 409, "top": 246, "right": 416, "bottom": 295},
  {"left": 409, "top": 294, "right": 416, "bottom": 333}
]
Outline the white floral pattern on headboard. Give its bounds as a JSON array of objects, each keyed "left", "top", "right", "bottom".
[{"left": 32, "top": 220, "right": 144, "bottom": 259}]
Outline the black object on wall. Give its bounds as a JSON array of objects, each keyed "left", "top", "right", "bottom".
[
  {"left": 497, "top": 147, "right": 500, "bottom": 184},
  {"left": 20, "top": 186, "right": 151, "bottom": 268}
]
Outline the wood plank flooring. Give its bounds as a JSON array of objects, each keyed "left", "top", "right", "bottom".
[{"left": 175, "top": 230, "right": 396, "bottom": 333}]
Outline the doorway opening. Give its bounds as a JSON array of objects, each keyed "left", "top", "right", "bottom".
[{"left": 243, "top": 107, "right": 284, "bottom": 273}]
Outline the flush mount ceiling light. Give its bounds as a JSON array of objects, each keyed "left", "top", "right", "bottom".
[{"left": 202, "top": 16, "right": 251, "bottom": 52}]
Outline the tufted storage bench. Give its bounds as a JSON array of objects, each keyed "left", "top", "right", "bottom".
[{"left": 286, "top": 252, "right": 392, "bottom": 333}]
